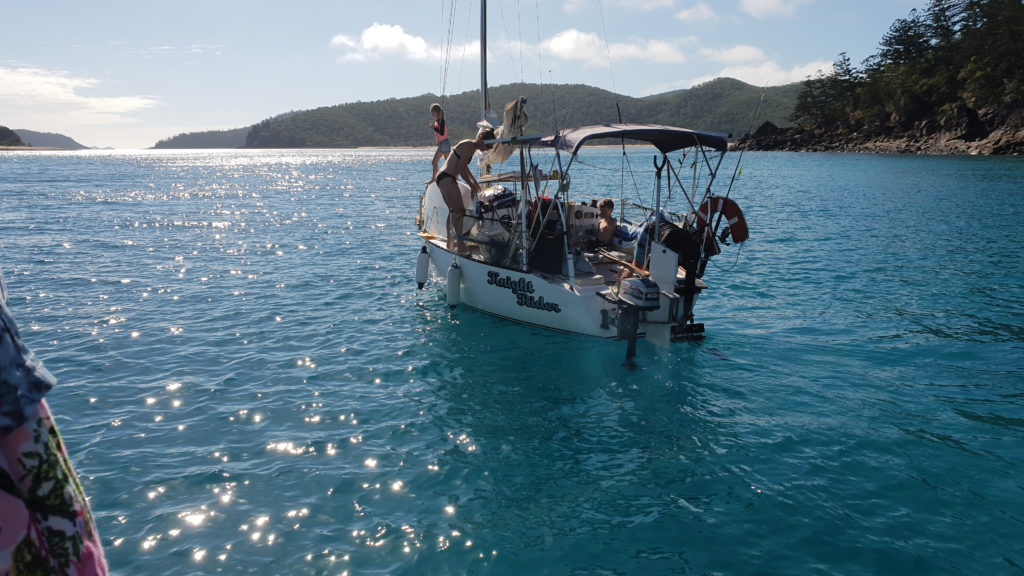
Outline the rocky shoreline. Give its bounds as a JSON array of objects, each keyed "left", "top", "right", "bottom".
[
  {"left": 735, "top": 108, "right": 1024, "bottom": 155},
  {"left": 0, "top": 145, "right": 64, "bottom": 151}
]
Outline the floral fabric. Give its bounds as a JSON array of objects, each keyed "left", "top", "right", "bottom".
[
  {"left": 0, "top": 302, "right": 53, "bottom": 434},
  {"left": 1, "top": 301, "right": 108, "bottom": 575}
]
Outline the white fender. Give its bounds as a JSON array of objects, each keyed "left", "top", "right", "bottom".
[
  {"left": 415, "top": 246, "right": 429, "bottom": 289},
  {"left": 446, "top": 260, "right": 462, "bottom": 309}
]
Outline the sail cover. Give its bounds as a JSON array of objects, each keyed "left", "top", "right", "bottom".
[
  {"left": 540, "top": 123, "right": 729, "bottom": 155},
  {"left": 483, "top": 97, "right": 529, "bottom": 166}
]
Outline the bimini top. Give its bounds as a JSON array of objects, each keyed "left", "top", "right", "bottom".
[{"left": 539, "top": 123, "right": 729, "bottom": 155}]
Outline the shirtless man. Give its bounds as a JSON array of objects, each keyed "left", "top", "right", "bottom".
[
  {"left": 434, "top": 127, "right": 495, "bottom": 254},
  {"left": 595, "top": 197, "right": 617, "bottom": 247}
]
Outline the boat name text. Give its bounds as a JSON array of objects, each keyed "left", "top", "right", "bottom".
[{"left": 487, "top": 271, "right": 562, "bottom": 313}]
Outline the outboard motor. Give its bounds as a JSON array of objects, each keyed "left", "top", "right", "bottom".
[
  {"left": 618, "top": 277, "right": 660, "bottom": 312},
  {"left": 616, "top": 277, "right": 660, "bottom": 367}
]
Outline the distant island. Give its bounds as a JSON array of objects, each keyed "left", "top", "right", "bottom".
[
  {"left": 12, "top": 129, "right": 89, "bottom": 148},
  {"left": 0, "top": 126, "right": 91, "bottom": 150},
  {"left": 153, "top": 127, "right": 251, "bottom": 149},
  {"left": 153, "top": 78, "right": 801, "bottom": 149},
  {"left": 14, "top": 129, "right": 89, "bottom": 150},
  {"left": 738, "top": 0, "right": 1024, "bottom": 155}
]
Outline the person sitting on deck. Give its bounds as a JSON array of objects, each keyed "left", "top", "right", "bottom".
[
  {"left": 595, "top": 198, "right": 617, "bottom": 247},
  {"left": 579, "top": 197, "right": 618, "bottom": 251}
]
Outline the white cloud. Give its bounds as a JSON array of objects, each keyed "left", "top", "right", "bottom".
[
  {"left": 564, "top": 0, "right": 673, "bottom": 12},
  {"left": 0, "top": 66, "right": 161, "bottom": 147},
  {"left": 0, "top": 66, "right": 157, "bottom": 125},
  {"left": 332, "top": 20, "right": 691, "bottom": 71},
  {"left": 562, "top": 0, "right": 589, "bottom": 13},
  {"left": 739, "top": 0, "right": 810, "bottom": 18},
  {"left": 541, "top": 29, "right": 686, "bottom": 67},
  {"left": 689, "top": 58, "right": 833, "bottom": 87},
  {"left": 135, "top": 43, "right": 224, "bottom": 58},
  {"left": 619, "top": 0, "right": 674, "bottom": 8},
  {"left": 330, "top": 23, "right": 437, "bottom": 61},
  {"left": 698, "top": 45, "right": 766, "bottom": 64},
  {"left": 676, "top": 2, "right": 719, "bottom": 22},
  {"left": 615, "top": 39, "right": 687, "bottom": 63},
  {"left": 541, "top": 29, "right": 604, "bottom": 65}
]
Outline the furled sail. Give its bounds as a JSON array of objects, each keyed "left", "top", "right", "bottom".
[{"left": 483, "top": 97, "right": 528, "bottom": 166}]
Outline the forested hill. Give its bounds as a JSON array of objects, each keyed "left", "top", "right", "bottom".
[
  {"left": 740, "top": 0, "right": 1024, "bottom": 155},
  {"left": 153, "top": 127, "right": 251, "bottom": 149},
  {"left": 152, "top": 78, "right": 800, "bottom": 149},
  {"left": 14, "top": 129, "right": 88, "bottom": 149},
  {"left": 0, "top": 126, "right": 25, "bottom": 146}
]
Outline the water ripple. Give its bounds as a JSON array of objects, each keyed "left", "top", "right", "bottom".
[{"left": 2, "top": 149, "right": 1022, "bottom": 575}]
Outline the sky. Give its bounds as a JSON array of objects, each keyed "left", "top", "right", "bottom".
[{"left": 1, "top": 0, "right": 922, "bottom": 149}]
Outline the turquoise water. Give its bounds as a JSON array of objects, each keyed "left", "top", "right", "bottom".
[{"left": 1, "top": 149, "right": 1022, "bottom": 575}]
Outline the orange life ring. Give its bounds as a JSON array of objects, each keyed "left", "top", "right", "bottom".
[{"left": 696, "top": 196, "right": 748, "bottom": 243}]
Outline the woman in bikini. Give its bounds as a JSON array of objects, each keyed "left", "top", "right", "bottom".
[
  {"left": 425, "top": 103, "right": 450, "bottom": 185},
  {"left": 435, "top": 127, "right": 495, "bottom": 254}
]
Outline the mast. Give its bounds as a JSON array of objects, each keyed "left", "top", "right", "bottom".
[{"left": 479, "top": 0, "right": 489, "bottom": 121}]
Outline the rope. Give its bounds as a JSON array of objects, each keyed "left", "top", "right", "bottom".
[{"left": 706, "top": 240, "right": 745, "bottom": 272}]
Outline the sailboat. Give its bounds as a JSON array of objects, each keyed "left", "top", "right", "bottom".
[{"left": 414, "top": 1, "right": 750, "bottom": 362}]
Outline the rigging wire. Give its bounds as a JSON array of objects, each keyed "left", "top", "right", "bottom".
[
  {"left": 596, "top": 0, "right": 619, "bottom": 98},
  {"left": 518, "top": 1, "right": 526, "bottom": 81},
  {"left": 534, "top": 0, "right": 543, "bottom": 86},
  {"left": 496, "top": 0, "right": 521, "bottom": 82},
  {"left": 458, "top": 0, "right": 475, "bottom": 100},
  {"left": 666, "top": 152, "right": 704, "bottom": 215},
  {"left": 595, "top": 0, "right": 631, "bottom": 216},
  {"left": 569, "top": 153, "right": 643, "bottom": 212},
  {"left": 505, "top": 0, "right": 526, "bottom": 84},
  {"left": 705, "top": 84, "right": 765, "bottom": 257},
  {"left": 441, "top": 0, "right": 466, "bottom": 98},
  {"left": 440, "top": 0, "right": 461, "bottom": 100},
  {"left": 536, "top": 0, "right": 562, "bottom": 133},
  {"left": 723, "top": 84, "right": 767, "bottom": 201}
]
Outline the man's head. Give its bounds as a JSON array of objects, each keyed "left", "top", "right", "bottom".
[{"left": 476, "top": 127, "right": 496, "bottom": 150}]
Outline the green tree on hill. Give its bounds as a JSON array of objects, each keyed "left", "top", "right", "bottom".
[
  {"left": 0, "top": 126, "right": 25, "bottom": 146},
  {"left": 792, "top": 0, "right": 1024, "bottom": 135},
  {"left": 238, "top": 80, "right": 800, "bottom": 149}
]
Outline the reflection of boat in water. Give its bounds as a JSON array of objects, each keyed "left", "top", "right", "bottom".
[{"left": 414, "top": 1, "right": 750, "bottom": 363}]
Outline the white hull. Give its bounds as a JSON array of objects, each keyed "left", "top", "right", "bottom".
[
  {"left": 422, "top": 237, "right": 701, "bottom": 341},
  {"left": 426, "top": 239, "right": 618, "bottom": 337}
]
